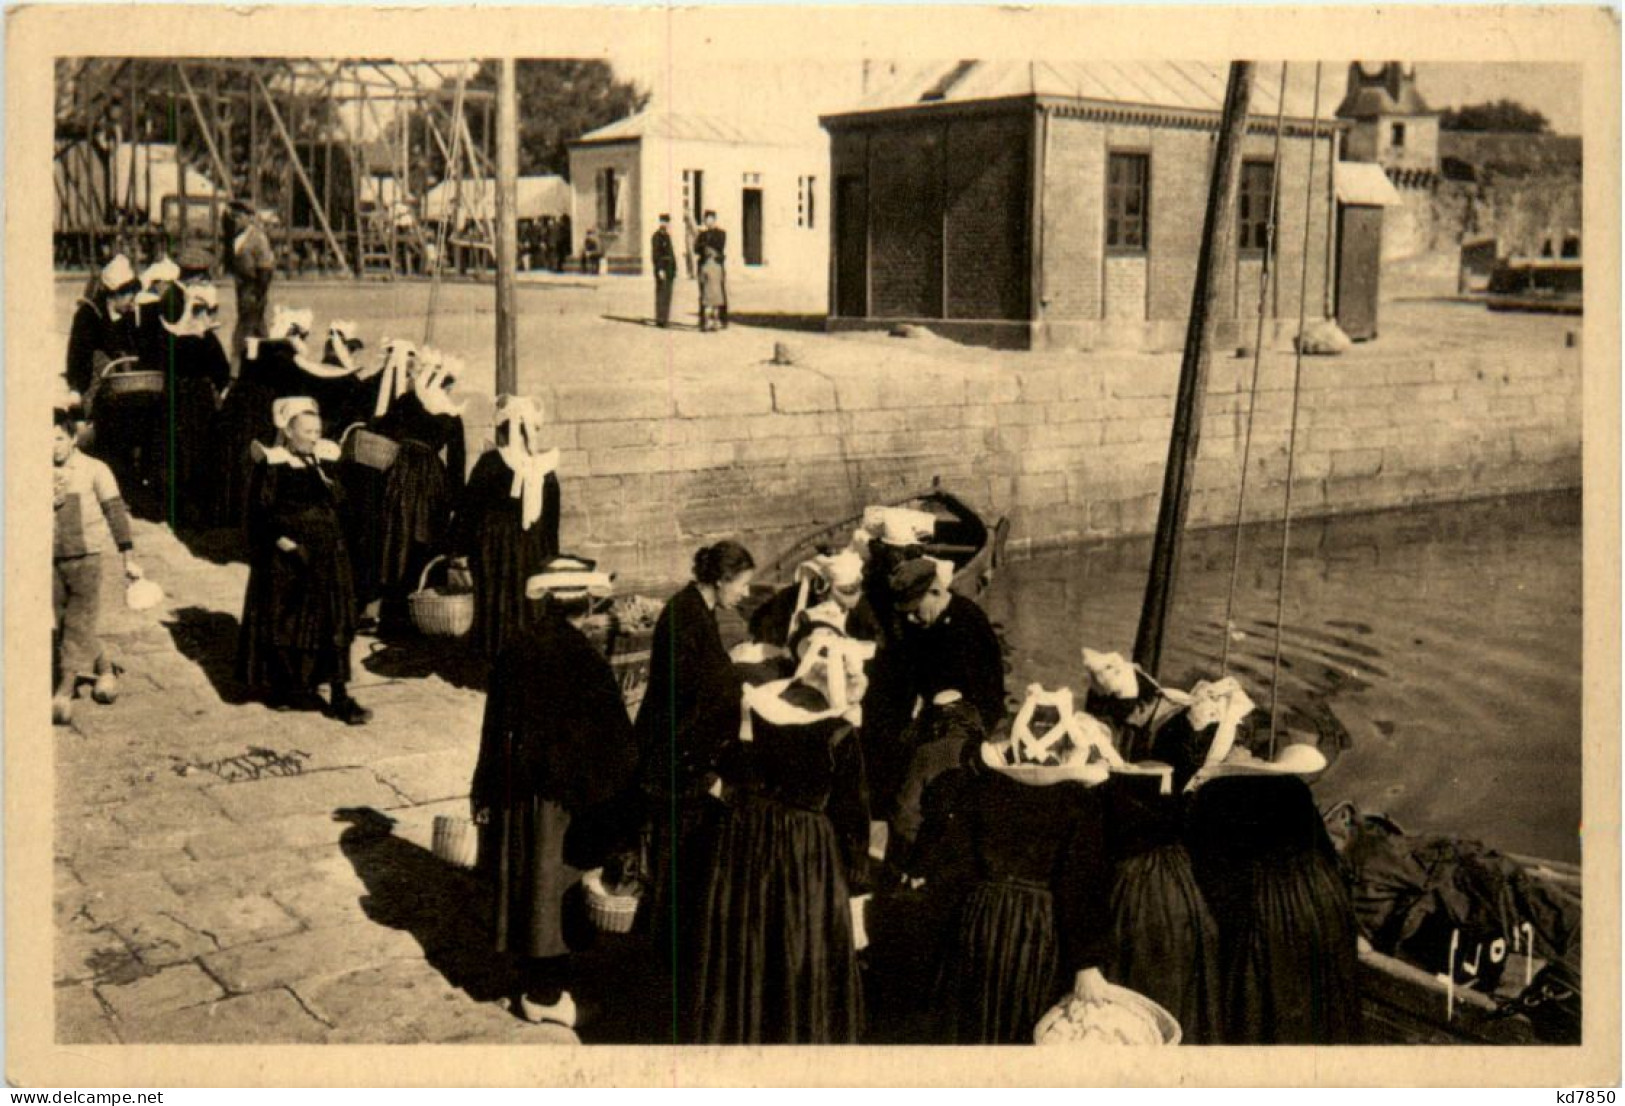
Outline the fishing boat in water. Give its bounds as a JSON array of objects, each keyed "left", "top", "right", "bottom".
[{"left": 746, "top": 478, "right": 1012, "bottom": 606}]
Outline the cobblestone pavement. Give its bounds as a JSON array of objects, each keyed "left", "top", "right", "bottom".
[{"left": 51, "top": 517, "right": 652, "bottom": 1045}]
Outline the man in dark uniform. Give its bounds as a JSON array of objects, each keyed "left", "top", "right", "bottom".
[
  {"left": 890, "top": 557, "right": 1007, "bottom": 734},
  {"left": 694, "top": 210, "right": 728, "bottom": 328},
  {"left": 651, "top": 214, "right": 678, "bottom": 327},
  {"left": 228, "top": 201, "right": 276, "bottom": 372}
]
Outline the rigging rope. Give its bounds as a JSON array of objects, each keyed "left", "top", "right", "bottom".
[
  {"left": 1220, "top": 63, "right": 1291, "bottom": 675},
  {"left": 1268, "top": 61, "right": 1324, "bottom": 757}
]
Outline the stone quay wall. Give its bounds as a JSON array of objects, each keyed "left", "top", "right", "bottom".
[{"left": 464, "top": 344, "right": 1582, "bottom": 590}]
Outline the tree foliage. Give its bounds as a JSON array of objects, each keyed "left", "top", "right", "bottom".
[
  {"left": 1440, "top": 99, "right": 1552, "bottom": 134},
  {"left": 466, "top": 59, "right": 648, "bottom": 179}
]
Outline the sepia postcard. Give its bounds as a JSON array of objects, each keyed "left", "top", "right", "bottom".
[{"left": 5, "top": 2, "right": 1620, "bottom": 1089}]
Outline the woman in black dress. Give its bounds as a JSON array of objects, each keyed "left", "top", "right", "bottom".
[
  {"left": 333, "top": 335, "right": 411, "bottom": 626},
  {"left": 210, "top": 307, "right": 318, "bottom": 536},
  {"left": 685, "top": 635, "right": 873, "bottom": 1043},
  {"left": 905, "top": 730, "right": 1114, "bottom": 1044},
  {"left": 374, "top": 348, "right": 466, "bottom": 628},
  {"left": 235, "top": 397, "right": 370, "bottom": 724},
  {"left": 748, "top": 548, "right": 880, "bottom": 649},
  {"left": 1185, "top": 769, "right": 1361, "bottom": 1044},
  {"left": 634, "top": 540, "right": 755, "bottom": 1007},
  {"left": 472, "top": 577, "right": 639, "bottom": 1029},
  {"left": 133, "top": 277, "right": 232, "bottom": 530},
  {"left": 1099, "top": 769, "right": 1223, "bottom": 1043},
  {"left": 454, "top": 394, "right": 561, "bottom": 664}
]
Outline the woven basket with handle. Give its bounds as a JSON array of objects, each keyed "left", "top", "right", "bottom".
[
  {"left": 340, "top": 422, "right": 400, "bottom": 472},
  {"left": 409, "top": 554, "right": 474, "bottom": 638}
]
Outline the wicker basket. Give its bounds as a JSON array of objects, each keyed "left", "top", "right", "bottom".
[
  {"left": 582, "top": 868, "right": 642, "bottom": 934},
  {"left": 1033, "top": 979, "right": 1181, "bottom": 1046},
  {"left": 431, "top": 814, "right": 479, "bottom": 870},
  {"left": 410, "top": 555, "right": 475, "bottom": 638},
  {"left": 99, "top": 356, "right": 165, "bottom": 397},
  {"left": 341, "top": 422, "right": 400, "bottom": 471}
]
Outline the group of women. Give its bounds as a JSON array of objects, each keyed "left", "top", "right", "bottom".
[
  {"left": 473, "top": 503, "right": 1359, "bottom": 1046},
  {"left": 66, "top": 253, "right": 1359, "bottom": 1045},
  {"left": 65, "top": 253, "right": 573, "bottom": 722}
]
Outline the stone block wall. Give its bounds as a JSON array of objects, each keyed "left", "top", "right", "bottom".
[{"left": 461, "top": 344, "right": 1582, "bottom": 591}]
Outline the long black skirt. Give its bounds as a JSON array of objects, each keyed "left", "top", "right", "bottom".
[
  {"left": 1105, "top": 844, "right": 1222, "bottom": 1044},
  {"left": 211, "top": 380, "right": 277, "bottom": 536},
  {"left": 1187, "top": 775, "right": 1361, "bottom": 1044},
  {"left": 936, "top": 879, "right": 1060, "bottom": 1044},
  {"left": 236, "top": 510, "right": 358, "bottom": 693},
  {"left": 379, "top": 441, "right": 450, "bottom": 591},
  {"left": 1219, "top": 851, "right": 1361, "bottom": 1044},
  {"left": 480, "top": 795, "right": 578, "bottom": 959},
  {"left": 339, "top": 461, "right": 386, "bottom": 614},
  {"left": 471, "top": 507, "right": 557, "bottom": 664},
  {"left": 687, "top": 794, "right": 862, "bottom": 1044},
  {"left": 169, "top": 376, "right": 220, "bottom": 530}
]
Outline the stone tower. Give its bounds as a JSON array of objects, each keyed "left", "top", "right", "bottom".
[{"left": 1336, "top": 62, "right": 1440, "bottom": 180}]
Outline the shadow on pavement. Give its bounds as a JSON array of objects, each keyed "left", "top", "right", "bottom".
[
  {"left": 163, "top": 605, "right": 249, "bottom": 704},
  {"left": 172, "top": 524, "right": 248, "bottom": 567},
  {"left": 357, "top": 631, "right": 488, "bottom": 692},
  {"left": 726, "top": 311, "right": 827, "bottom": 333},
  {"left": 333, "top": 807, "right": 514, "bottom": 1006},
  {"left": 331, "top": 806, "right": 673, "bottom": 1039},
  {"left": 599, "top": 314, "right": 703, "bottom": 332}
]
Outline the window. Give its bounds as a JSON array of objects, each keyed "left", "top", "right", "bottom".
[
  {"left": 743, "top": 172, "right": 762, "bottom": 186},
  {"left": 682, "top": 169, "right": 704, "bottom": 226},
  {"left": 1106, "top": 152, "right": 1149, "bottom": 251},
  {"left": 797, "top": 176, "right": 817, "bottom": 229},
  {"left": 596, "top": 168, "right": 623, "bottom": 231},
  {"left": 1238, "top": 161, "right": 1275, "bottom": 253},
  {"left": 1391, "top": 122, "right": 1407, "bottom": 149}
]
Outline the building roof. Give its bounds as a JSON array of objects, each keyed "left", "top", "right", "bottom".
[
  {"left": 830, "top": 61, "right": 1343, "bottom": 127},
  {"left": 572, "top": 109, "right": 817, "bottom": 148},
  {"left": 1335, "top": 84, "right": 1434, "bottom": 120},
  {"left": 1334, "top": 162, "right": 1403, "bottom": 207}
]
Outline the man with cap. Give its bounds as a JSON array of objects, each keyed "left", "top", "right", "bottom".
[
  {"left": 651, "top": 214, "right": 678, "bottom": 327},
  {"left": 229, "top": 201, "right": 277, "bottom": 370},
  {"left": 471, "top": 567, "right": 640, "bottom": 1028},
  {"left": 889, "top": 556, "right": 1007, "bottom": 733}
]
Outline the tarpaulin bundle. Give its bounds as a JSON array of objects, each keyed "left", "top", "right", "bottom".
[{"left": 1335, "top": 811, "right": 1581, "bottom": 994}]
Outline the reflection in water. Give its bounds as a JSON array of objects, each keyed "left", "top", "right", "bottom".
[{"left": 985, "top": 491, "right": 1583, "bottom": 863}]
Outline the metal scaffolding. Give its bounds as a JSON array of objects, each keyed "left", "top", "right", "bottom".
[{"left": 54, "top": 57, "right": 499, "bottom": 280}]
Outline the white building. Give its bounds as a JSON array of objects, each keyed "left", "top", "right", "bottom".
[{"left": 566, "top": 109, "right": 829, "bottom": 290}]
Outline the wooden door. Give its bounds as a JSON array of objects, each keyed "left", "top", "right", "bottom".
[
  {"left": 742, "top": 188, "right": 764, "bottom": 266},
  {"left": 1337, "top": 204, "right": 1384, "bottom": 341},
  {"left": 834, "top": 174, "right": 868, "bottom": 317}
]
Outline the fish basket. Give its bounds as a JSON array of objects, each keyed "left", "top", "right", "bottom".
[
  {"left": 341, "top": 423, "right": 400, "bottom": 471},
  {"left": 410, "top": 555, "right": 474, "bottom": 638},
  {"left": 1033, "top": 983, "right": 1181, "bottom": 1046},
  {"left": 582, "top": 868, "right": 642, "bottom": 934},
  {"left": 431, "top": 814, "right": 479, "bottom": 870},
  {"left": 99, "top": 356, "right": 164, "bottom": 398}
]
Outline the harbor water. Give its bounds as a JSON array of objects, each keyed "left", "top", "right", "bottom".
[{"left": 985, "top": 490, "right": 1583, "bottom": 864}]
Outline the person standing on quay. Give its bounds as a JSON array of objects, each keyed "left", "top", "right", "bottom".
[
  {"left": 651, "top": 214, "right": 678, "bottom": 328},
  {"left": 228, "top": 202, "right": 277, "bottom": 371},
  {"left": 694, "top": 210, "right": 728, "bottom": 329}
]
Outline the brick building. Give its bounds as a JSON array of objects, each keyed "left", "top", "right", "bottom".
[{"left": 820, "top": 62, "right": 1344, "bottom": 352}]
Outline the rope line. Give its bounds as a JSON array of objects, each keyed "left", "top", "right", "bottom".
[
  {"left": 1268, "top": 61, "right": 1324, "bottom": 756},
  {"left": 1220, "top": 62, "right": 1290, "bottom": 675}
]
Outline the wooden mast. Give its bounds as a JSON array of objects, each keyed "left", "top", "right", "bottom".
[
  {"left": 1132, "top": 61, "right": 1255, "bottom": 678},
  {"left": 494, "top": 58, "right": 519, "bottom": 397}
]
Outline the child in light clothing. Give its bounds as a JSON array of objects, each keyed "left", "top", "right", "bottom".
[{"left": 53, "top": 399, "right": 141, "bottom": 725}]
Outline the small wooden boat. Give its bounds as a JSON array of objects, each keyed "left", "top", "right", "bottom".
[{"left": 746, "top": 477, "right": 1012, "bottom": 607}]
